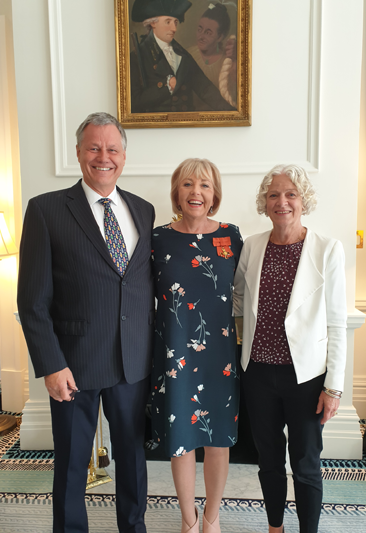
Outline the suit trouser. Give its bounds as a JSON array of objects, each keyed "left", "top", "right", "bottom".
[
  {"left": 50, "top": 375, "right": 149, "bottom": 533},
  {"left": 242, "top": 361, "right": 324, "bottom": 533}
]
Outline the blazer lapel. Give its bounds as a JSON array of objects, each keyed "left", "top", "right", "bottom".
[
  {"left": 117, "top": 187, "right": 145, "bottom": 273},
  {"left": 66, "top": 181, "right": 118, "bottom": 272},
  {"left": 244, "top": 231, "right": 270, "bottom": 318},
  {"left": 286, "top": 230, "right": 324, "bottom": 318},
  {"left": 174, "top": 55, "right": 190, "bottom": 91}
]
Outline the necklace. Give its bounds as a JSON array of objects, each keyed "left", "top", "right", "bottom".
[{"left": 269, "top": 227, "right": 306, "bottom": 245}]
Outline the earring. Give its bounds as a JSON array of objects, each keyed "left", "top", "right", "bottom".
[
  {"left": 177, "top": 205, "right": 182, "bottom": 211},
  {"left": 209, "top": 206, "right": 213, "bottom": 214}
]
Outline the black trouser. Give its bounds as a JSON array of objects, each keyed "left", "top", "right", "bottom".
[
  {"left": 50, "top": 375, "right": 149, "bottom": 533},
  {"left": 242, "top": 361, "right": 324, "bottom": 533}
]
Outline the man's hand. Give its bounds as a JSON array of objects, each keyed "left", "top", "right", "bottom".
[
  {"left": 44, "top": 368, "right": 78, "bottom": 402},
  {"left": 316, "top": 390, "right": 340, "bottom": 425}
]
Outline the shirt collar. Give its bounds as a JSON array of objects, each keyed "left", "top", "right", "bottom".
[{"left": 81, "top": 179, "right": 119, "bottom": 206}]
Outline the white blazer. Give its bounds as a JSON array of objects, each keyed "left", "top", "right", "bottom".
[{"left": 233, "top": 229, "right": 347, "bottom": 391}]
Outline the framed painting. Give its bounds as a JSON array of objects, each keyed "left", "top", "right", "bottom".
[{"left": 115, "top": 0, "right": 252, "bottom": 128}]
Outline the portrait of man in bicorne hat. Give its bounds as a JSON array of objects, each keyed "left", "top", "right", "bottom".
[{"left": 129, "top": 0, "right": 236, "bottom": 113}]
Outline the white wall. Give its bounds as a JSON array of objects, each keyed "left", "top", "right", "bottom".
[
  {"left": 355, "top": 0, "right": 366, "bottom": 419},
  {"left": 10, "top": 0, "right": 365, "bottom": 431},
  {"left": 11, "top": 0, "right": 361, "bottom": 306}
]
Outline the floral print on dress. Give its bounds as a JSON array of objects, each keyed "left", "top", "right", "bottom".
[
  {"left": 223, "top": 363, "right": 239, "bottom": 379},
  {"left": 169, "top": 282, "right": 185, "bottom": 328},
  {"left": 191, "top": 409, "right": 212, "bottom": 442},
  {"left": 191, "top": 256, "right": 217, "bottom": 289},
  {"left": 151, "top": 223, "right": 242, "bottom": 456},
  {"left": 156, "top": 374, "right": 166, "bottom": 394},
  {"left": 176, "top": 357, "right": 186, "bottom": 370},
  {"left": 174, "top": 446, "right": 187, "bottom": 457},
  {"left": 191, "top": 384, "right": 204, "bottom": 404},
  {"left": 156, "top": 330, "right": 175, "bottom": 359},
  {"left": 187, "top": 299, "right": 200, "bottom": 310},
  {"left": 187, "top": 312, "right": 210, "bottom": 351}
]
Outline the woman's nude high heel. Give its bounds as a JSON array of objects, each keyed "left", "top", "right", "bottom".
[
  {"left": 202, "top": 507, "right": 220, "bottom": 533},
  {"left": 181, "top": 507, "right": 199, "bottom": 533}
]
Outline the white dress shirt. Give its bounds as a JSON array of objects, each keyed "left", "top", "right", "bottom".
[
  {"left": 81, "top": 180, "right": 139, "bottom": 259},
  {"left": 154, "top": 34, "right": 181, "bottom": 74}
]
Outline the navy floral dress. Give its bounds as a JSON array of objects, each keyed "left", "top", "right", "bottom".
[{"left": 151, "top": 223, "right": 243, "bottom": 457}]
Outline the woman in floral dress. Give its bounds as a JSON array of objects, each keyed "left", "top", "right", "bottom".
[{"left": 151, "top": 159, "right": 243, "bottom": 533}]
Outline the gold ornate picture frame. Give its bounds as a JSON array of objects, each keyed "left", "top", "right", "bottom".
[{"left": 115, "top": 0, "right": 252, "bottom": 128}]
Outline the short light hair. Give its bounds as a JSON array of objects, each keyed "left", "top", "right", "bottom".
[
  {"left": 257, "top": 164, "right": 317, "bottom": 216},
  {"left": 76, "top": 112, "right": 127, "bottom": 151},
  {"left": 171, "top": 158, "right": 222, "bottom": 217}
]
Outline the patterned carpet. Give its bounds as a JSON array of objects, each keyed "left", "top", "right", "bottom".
[
  {"left": 1, "top": 414, "right": 366, "bottom": 532},
  {"left": 1, "top": 494, "right": 365, "bottom": 533}
]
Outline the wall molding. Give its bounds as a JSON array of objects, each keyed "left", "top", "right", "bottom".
[
  {"left": 347, "top": 310, "right": 366, "bottom": 330},
  {"left": 355, "top": 300, "right": 366, "bottom": 313},
  {"left": 353, "top": 374, "right": 366, "bottom": 394},
  {"left": 307, "top": 0, "right": 321, "bottom": 170},
  {"left": 353, "top": 374, "right": 366, "bottom": 420},
  {"left": 20, "top": 399, "right": 54, "bottom": 450},
  {"left": 48, "top": 0, "right": 69, "bottom": 177},
  {"left": 48, "top": 0, "right": 322, "bottom": 178}
]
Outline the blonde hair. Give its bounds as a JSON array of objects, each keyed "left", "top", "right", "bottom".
[
  {"left": 257, "top": 164, "right": 317, "bottom": 216},
  {"left": 170, "top": 158, "right": 222, "bottom": 217}
]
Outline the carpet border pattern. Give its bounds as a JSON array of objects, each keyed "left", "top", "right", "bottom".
[
  {"left": 1, "top": 417, "right": 365, "bottom": 479},
  {"left": 0, "top": 494, "right": 365, "bottom": 516}
]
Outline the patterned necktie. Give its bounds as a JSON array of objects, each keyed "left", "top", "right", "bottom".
[{"left": 98, "top": 198, "right": 129, "bottom": 276}]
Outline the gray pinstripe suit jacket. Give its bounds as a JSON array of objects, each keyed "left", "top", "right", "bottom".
[{"left": 17, "top": 180, "right": 155, "bottom": 390}]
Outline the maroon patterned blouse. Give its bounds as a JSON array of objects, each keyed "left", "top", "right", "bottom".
[{"left": 250, "top": 239, "right": 304, "bottom": 365}]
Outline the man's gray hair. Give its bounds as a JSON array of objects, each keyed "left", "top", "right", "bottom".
[
  {"left": 143, "top": 17, "right": 160, "bottom": 28},
  {"left": 76, "top": 112, "right": 127, "bottom": 150}
]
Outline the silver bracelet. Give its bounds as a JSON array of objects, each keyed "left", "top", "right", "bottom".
[{"left": 323, "top": 386, "right": 342, "bottom": 399}]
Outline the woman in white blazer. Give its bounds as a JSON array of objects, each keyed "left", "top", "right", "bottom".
[{"left": 233, "top": 164, "right": 347, "bottom": 533}]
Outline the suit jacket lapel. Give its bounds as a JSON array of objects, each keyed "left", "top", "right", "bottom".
[
  {"left": 286, "top": 230, "right": 324, "bottom": 318},
  {"left": 66, "top": 181, "right": 146, "bottom": 277},
  {"left": 244, "top": 229, "right": 324, "bottom": 320},
  {"left": 117, "top": 186, "right": 145, "bottom": 275},
  {"left": 66, "top": 181, "right": 119, "bottom": 273},
  {"left": 244, "top": 231, "right": 270, "bottom": 318},
  {"left": 175, "top": 55, "right": 190, "bottom": 91},
  {"left": 171, "top": 40, "right": 189, "bottom": 91}
]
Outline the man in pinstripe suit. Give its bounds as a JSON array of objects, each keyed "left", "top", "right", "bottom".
[{"left": 17, "top": 112, "right": 155, "bottom": 533}]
